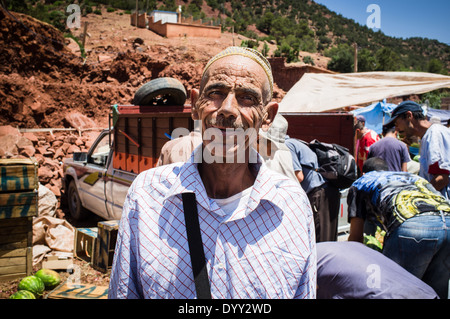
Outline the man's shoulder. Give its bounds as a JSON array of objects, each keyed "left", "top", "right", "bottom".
[
  {"left": 130, "top": 162, "right": 184, "bottom": 194},
  {"left": 285, "top": 138, "right": 307, "bottom": 149},
  {"left": 425, "top": 124, "right": 450, "bottom": 140},
  {"left": 362, "top": 129, "right": 379, "bottom": 142},
  {"left": 262, "top": 165, "right": 309, "bottom": 199},
  {"left": 372, "top": 136, "right": 404, "bottom": 149},
  {"left": 285, "top": 138, "right": 315, "bottom": 156}
]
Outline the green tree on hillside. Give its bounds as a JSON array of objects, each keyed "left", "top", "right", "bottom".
[
  {"left": 427, "top": 58, "right": 444, "bottom": 74},
  {"left": 375, "top": 47, "right": 403, "bottom": 71},
  {"left": 358, "top": 48, "right": 378, "bottom": 72},
  {"left": 326, "top": 44, "right": 354, "bottom": 73}
]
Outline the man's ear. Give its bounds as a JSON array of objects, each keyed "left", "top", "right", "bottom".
[
  {"left": 190, "top": 89, "right": 200, "bottom": 120},
  {"left": 404, "top": 111, "right": 413, "bottom": 121},
  {"left": 260, "top": 102, "right": 278, "bottom": 132}
]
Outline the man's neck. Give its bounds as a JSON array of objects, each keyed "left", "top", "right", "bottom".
[
  {"left": 198, "top": 161, "right": 256, "bottom": 199},
  {"left": 416, "top": 119, "right": 432, "bottom": 139}
]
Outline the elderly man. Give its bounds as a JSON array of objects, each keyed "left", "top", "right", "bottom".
[{"left": 108, "top": 47, "right": 316, "bottom": 299}]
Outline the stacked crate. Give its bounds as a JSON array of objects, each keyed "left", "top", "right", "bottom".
[
  {"left": 93, "top": 220, "right": 120, "bottom": 273},
  {"left": 0, "top": 158, "right": 38, "bottom": 281}
]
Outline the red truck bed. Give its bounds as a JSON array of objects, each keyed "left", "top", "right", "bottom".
[{"left": 113, "top": 105, "right": 194, "bottom": 174}]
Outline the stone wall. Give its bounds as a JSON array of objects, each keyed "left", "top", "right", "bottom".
[{"left": 268, "top": 57, "right": 335, "bottom": 92}]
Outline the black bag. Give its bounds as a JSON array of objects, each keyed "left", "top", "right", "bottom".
[{"left": 298, "top": 139, "right": 357, "bottom": 189}]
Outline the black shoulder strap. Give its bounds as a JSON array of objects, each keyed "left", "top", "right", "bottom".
[{"left": 182, "top": 193, "right": 212, "bottom": 299}]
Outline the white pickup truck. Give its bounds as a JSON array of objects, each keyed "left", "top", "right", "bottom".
[
  {"left": 62, "top": 78, "right": 192, "bottom": 221},
  {"left": 62, "top": 128, "right": 134, "bottom": 221}
]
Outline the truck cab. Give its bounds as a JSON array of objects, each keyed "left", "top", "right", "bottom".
[{"left": 62, "top": 129, "right": 128, "bottom": 220}]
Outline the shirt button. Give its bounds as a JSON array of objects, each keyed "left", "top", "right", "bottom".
[{"left": 217, "top": 263, "right": 225, "bottom": 270}]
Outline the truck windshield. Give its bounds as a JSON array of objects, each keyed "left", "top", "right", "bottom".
[{"left": 89, "top": 133, "right": 112, "bottom": 167}]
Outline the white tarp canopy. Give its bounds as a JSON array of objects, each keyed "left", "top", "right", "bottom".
[{"left": 278, "top": 71, "right": 450, "bottom": 113}]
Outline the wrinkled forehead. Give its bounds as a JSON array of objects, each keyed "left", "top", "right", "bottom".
[{"left": 201, "top": 55, "right": 270, "bottom": 95}]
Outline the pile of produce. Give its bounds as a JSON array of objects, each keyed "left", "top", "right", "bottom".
[{"left": 9, "top": 269, "right": 61, "bottom": 299}]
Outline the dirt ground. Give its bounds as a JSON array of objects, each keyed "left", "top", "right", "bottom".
[{"left": 0, "top": 6, "right": 331, "bottom": 299}]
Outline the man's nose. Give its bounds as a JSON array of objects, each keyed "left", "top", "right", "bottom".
[{"left": 217, "top": 93, "right": 239, "bottom": 118}]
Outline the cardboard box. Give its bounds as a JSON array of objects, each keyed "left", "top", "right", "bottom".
[
  {"left": 46, "top": 282, "right": 109, "bottom": 299},
  {"left": 42, "top": 255, "right": 74, "bottom": 270}
]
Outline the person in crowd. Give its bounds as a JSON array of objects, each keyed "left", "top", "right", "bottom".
[
  {"left": 368, "top": 125, "right": 410, "bottom": 172},
  {"left": 347, "top": 157, "right": 450, "bottom": 299},
  {"left": 108, "top": 46, "right": 316, "bottom": 299},
  {"left": 285, "top": 137, "right": 341, "bottom": 242},
  {"left": 257, "top": 113, "right": 299, "bottom": 183},
  {"left": 316, "top": 241, "right": 439, "bottom": 299},
  {"left": 354, "top": 115, "right": 380, "bottom": 175},
  {"left": 384, "top": 100, "right": 450, "bottom": 200}
]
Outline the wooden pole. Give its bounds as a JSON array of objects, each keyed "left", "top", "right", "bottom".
[
  {"left": 353, "top": 43, "right": 358, "bottom": 73},
  {"left": 135, "top": 0, "right": 138, "bottom": 27},
  {"left": 82, "top": 22, "right": 88, "bottom": 49},
  {"left": 232, "top": 26, "right": 235, "bottom": 46}
]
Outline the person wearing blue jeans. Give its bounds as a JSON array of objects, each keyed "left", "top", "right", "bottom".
[{"left": 347, "top": 157, "right": 450, "bottom": 299}]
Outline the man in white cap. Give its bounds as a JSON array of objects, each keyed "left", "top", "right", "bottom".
[
  {"left": 109, "top": 47, "right": 316, "bottom": 299},
  {"left": 257, "top": 113, "right": 298, "bottom": 183}
]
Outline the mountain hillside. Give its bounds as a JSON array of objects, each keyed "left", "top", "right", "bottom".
[{"left": 6, "top": 0, "right": 449, "bottom": 74}]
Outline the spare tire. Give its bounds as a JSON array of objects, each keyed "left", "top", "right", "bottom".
[{"left": 132, "top": 77, "right": 187, "bottom": 106}]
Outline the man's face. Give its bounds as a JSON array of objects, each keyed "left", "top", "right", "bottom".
[
  {"left": 191, "top": 55, "right": 277, "bottom": 162},
  {"left": 394, "top": 111, "right": 414, "bottom": 140}
]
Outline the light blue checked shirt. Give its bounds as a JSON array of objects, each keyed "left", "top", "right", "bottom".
[{"left": 108, "top": 148, "right": 317, "bottom": 299}]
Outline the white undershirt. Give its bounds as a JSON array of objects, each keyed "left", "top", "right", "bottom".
[{"left": 213, "top": 187, "right": 252, "bottom": 216}]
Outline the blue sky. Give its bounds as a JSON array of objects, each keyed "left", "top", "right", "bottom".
[{"left": 313, "top": 0, "right": 450, "bottom": 45}]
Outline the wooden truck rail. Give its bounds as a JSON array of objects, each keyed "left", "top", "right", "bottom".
[{"left": 112, "top": 104, "right": 194, "bottom": 174}]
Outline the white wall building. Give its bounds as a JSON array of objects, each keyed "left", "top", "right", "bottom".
[{"left": 150, "top": 10, "right": 178, "bottom": 24}]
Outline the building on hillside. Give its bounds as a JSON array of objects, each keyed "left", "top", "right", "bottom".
[
  {"left": 146, "top": 10, "right": 221, "bottom": 38},
  {"left": 150, "top": 10, "right": 179, "bottom": 24}
]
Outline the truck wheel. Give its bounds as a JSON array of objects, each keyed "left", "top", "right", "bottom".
[
  {"left": 132, "top": 77, "right": 187, "bottom": 106},
  {"left": 67, "top": 180, "right": 90, "bottom": 221}
]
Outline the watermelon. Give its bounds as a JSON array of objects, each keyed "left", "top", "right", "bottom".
[
  {"left": 18, "top": 275, "right": 45, "bottom": 298},
  {"left": 9, "top": 290, "right": 36, "bottom": 299},
  {"left": 35, "top": 269, "right": 61, "bottom": 290}
]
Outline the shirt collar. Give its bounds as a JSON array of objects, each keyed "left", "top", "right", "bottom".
[{"left": 163, "top": 146, "right": 285, "bottom": 216}]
